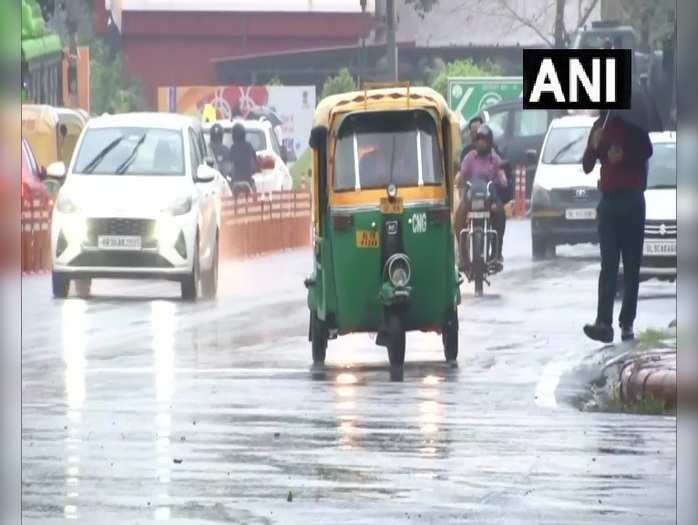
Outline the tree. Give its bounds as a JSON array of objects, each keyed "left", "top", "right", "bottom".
[
  {"left": 430, "top": 58, "right": 502, "bottom": 98},
  {"left": 617, "top": 0, "right": 675, "bottom": 50},
  {"left": 320, "top": 68, "right": 357, "bottom": 100},
  {"left": 90, "top": 39, "right": 145, "bottom": 114}
]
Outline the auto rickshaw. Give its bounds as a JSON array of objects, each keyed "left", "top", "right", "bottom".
[
  {"left": 55, "top": 107, "right": 88, "bottom": 165},
  {"left": 304, "top": 83, "right": 462, "bottom": 368}
]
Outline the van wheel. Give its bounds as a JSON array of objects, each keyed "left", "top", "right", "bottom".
[
  {"left": 74, "top": 278, "right": 91, "bottom": 298},
  {"left": 532, "top": 235, "right": 547, "bottom": 260},
  {"left": 386, "top": 311, "right": 406, "bottom": 368},
  {"left": 442, "top": 309, "right": 459, "bottom": 363},
  {"left": 181, "top": 238, "right": 200, "bottom": 301},
  {"left": 52, "top": 272, "right": 69, "bottom": 299},
  {"left": 311, "top": 311, "right": 328, "bottom": 365}
]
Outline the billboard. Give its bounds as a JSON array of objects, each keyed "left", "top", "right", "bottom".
[
  {"left": 157, "top": 85, "right": 317, "bottom": 161},
  {"left": 447, "top": 77, "right": 523, "bottom": 124}
]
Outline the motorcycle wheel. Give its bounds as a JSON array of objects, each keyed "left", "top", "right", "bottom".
[{"left": 473, "top": 230, "right": 484, "bottom": 296}]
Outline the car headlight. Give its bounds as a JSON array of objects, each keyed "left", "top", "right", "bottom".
[
  {"left": 531, "top": 184, "right": 552, "bottom": 209},
  {"left": 386, "top": 253, "right": 411, "bottom": 288},
  {"left": 62, "top": 216, "right": 87, "bottom": 244},
  {"left": 56, "top": 194, "right": 79, "bottom": 214},
  {"left": 162, "top": 196, "right": 192, "bottom": 216}
]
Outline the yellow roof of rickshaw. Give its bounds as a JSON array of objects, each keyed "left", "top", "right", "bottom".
[
  {"left": 55, "top": 107, "right": 89, "bottom": 129},
  {"left": 21, "top": 104, "right": 60, "bottom": 132},
  {"left": 313, "top": 86, "right": 453, "bottom": 128}
]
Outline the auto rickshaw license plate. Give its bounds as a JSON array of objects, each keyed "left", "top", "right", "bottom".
[
  {"left": 356, "top": 230, "right": 379, "bottom": 248},
  {"left": 380, "top": 197, "right": 404, "bottom": 214}
]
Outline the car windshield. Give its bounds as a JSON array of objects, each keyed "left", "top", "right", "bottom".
[
  {"left": 541, "top": 126, "right": 590, "bottom": 165},
  {"left": 73, "top": 127, "right": 185, "bottom": 175},
  {"left": 647, "top": 142, "right": 676, "bottom": 188},
  {"left": 333, "top": 110, "right": 442, "bottom": 191},
  {"left": 204, "top": 128, "right": 267, "bottom": 151}
]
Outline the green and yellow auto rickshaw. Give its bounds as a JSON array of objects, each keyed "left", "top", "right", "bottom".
[{"left": 304, "top": 83, "right": 462, "bottom": 368}]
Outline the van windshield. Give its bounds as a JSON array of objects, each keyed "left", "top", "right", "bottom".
[{"left": 333, "top": 110, "right": 442, "bottom": 191}]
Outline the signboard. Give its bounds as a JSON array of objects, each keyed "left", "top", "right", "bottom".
[
  {"left": 157, "top": 85, "right": 316, "bottom": 161},
  {"left": 447, "top": 77, "right": 523, "bottom": 124}
]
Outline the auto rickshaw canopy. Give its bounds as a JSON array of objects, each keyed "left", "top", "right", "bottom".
[
  {"left": 55, "top": 107, "right": 88, "bottom": 165},
  {"left": 21, "top": 104, "right": 61, "bottom": 169}
]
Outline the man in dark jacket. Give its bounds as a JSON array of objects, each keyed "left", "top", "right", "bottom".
[
  {"left": 229, "top": 122, "right": 258, "bottom": 194},
  {"left": 582, "top": 113, "right": 653, "bottom": 343}
]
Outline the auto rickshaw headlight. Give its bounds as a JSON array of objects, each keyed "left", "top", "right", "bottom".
[{"left": 386, "top": 253, "right": 411, "bottom": 288}]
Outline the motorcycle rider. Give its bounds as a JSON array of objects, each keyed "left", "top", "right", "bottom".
[
  {"left": 209, "top": 123, "right": 232, "bottom": 185},
  {"left": 229, "top": 122, "right": 258, "bottom": 195},
  {"left": 455, "top": 124, "right": 508, "bottom": 270}
]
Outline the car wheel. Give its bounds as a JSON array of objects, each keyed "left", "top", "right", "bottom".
[
  {"left": 52, "top": 272, "right": 69, "bottom": 299},
  {"left": 532, "top": 235, "right": 547, "bottom": 260},
  {"left": 74, "top": 278, "right": 91, "bottom": 298},
  {"left": 181, "top": 236, "right": 200, "bottom": 301},
  {"left": 203, "top": 232, "right": 219, "bottom": 299}
]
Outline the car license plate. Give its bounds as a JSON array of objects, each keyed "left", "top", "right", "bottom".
[
  {"left": 565, "top": 208, "right": 596, "bottom": 220},
  {"left": 468, "top": 211, "right": 490, "bottom": 219},
  {"left": 98, "top": 235, "right": 142, "bottom": 250},
  {"left": 644, "top": 240, "right": 676, "bottom": 256},
  {"left": 380, "top": 197, "right": 404, "bottom": 214},
  {"left": 356, "top": 230, "right": 379, "bottom": 248}
]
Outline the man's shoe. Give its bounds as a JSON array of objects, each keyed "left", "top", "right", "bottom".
[
  {"left": 620, "top": 325, "right": 635, "bottom": 341},
  {"left": 583, "top": 322, "right": 614, "bottom": 343}
]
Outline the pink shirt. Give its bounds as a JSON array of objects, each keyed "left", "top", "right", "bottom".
[{"left": 458, "top": 150, "right": 502, "bottom": 188}]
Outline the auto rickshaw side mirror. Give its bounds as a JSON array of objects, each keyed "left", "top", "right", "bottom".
[
  {"left": 309, "top": 126, "right": 327, "bottom": 151},
  {"left": 46, "top": 161, "right": 67, "bottom": 179}
]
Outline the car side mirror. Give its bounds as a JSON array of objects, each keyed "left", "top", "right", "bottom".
[
  {"left": 195, "top": 164, "right": 216, "bottom": 183},
  {"left": 525, "top": 149, "right": 538, "bottom": 165},
  {"left": 46, "top": 161, "right": 66, "bottom": 179}
]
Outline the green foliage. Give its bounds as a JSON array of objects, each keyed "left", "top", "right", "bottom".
[
  {"left": 430, "top": 58, "right": 503, "bottom": 98},
  {"left": 320, "top": 68, "right": 357, "bottom": 100},
  {"left": 289, "top": 148, "right": 312, "bottom": 190},
  {"left": 89, "top": 39, "right": 145, "bottom": 114}
]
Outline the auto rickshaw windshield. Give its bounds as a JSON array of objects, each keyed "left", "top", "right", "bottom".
[{"left": 334, "top": 109, "right": 443, "bottom": 191}]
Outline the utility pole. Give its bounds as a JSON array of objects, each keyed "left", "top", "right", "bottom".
[
  {"left": 386, "top": 0, "right": 398, "bottom": 81},
  {"left": 358, "top": 0, "right": 367, "bottom": 86}
]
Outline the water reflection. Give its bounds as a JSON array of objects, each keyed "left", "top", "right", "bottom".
[
  {"left": 151, "top": 301, "right": 175, "bottom": 521},
  {"left": 62, "top": 299, "right": 88, "bottom": 521}
]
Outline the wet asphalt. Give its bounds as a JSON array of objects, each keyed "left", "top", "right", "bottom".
[{"left": 21, "top": 220, "right": 677, "bottom": 524}]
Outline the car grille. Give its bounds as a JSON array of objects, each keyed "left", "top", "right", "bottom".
[
  {"left": 86, "top": 218, "right": 157, "bottom": 248},
  {"left": 644, "top": 220, "right": 676, "bottom": 240},
  {"left": 70, "top": 251, "right": 173, "bottom": 268},
  {"left": 551, "top": 187, "right": 601, "bottom": 204}
]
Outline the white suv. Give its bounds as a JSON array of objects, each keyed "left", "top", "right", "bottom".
[{"left": 48, "top": 112, "right": 221, "bottom": 301}]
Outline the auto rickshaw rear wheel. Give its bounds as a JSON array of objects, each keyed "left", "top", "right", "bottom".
[
  {"left": 311, "top": 311, "right": 328, "bottom": 365},
  {"left": 386, "top": 311, "right": 406, "bottom": 368},
  {"left": 442, "top": 309, "right": 459, "bottom": 362}
]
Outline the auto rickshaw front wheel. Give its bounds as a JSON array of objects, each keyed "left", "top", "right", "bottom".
[
  {"left": 386, "top": 311, "right": 406, "bottom": 368},
  {"left": 311, "top": 311, "right": 328, "bottom": 365}
]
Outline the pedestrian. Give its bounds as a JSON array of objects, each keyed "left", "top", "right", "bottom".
[{"left": 582, "top": 112, "right": 653, "bottom": 343}]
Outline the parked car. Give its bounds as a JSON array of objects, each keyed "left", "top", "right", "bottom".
[
  {"left": 478, "top": 99, "right": 564, "bottom": 197},
  {"left": 49, "top": 112, "right": 222, "bottom": 301},
  {"left": 529, "top": 115, "right": 600, "bottom": 259},
  {"left": 21, "top": 137, "right": 51, "bottom": 204},
  {"left": 623, "top": 131, "right": 676, "bottom": 287},
  {"left": 202, "top": 118, "right": 293, "bottom": 193}
]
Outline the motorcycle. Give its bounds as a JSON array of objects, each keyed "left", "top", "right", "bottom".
[{"left": 459, "top": 174, "right": 504, "bottom": 296}]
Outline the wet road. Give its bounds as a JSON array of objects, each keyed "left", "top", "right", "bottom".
[{"left": 22, "top": 220, "right": 677, "bottom": 524}]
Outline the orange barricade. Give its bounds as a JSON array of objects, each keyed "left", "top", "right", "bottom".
[
  {"left": 21, "top": 196, "right": 52, "bottom": 273},
  {"left": 514, "top": 164, "right": 528, "bottom": 219}
]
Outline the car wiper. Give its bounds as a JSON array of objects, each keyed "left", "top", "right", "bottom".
[
  {"left": 550, "top": 136, "right": 585, "bottom": 164},
  {"left": 114, "top": 133, "right": 147, "bottom": 175},
  {"left": 647, "top": 184, "right": 676, "bottom": 189},
  {"left": 81, "top": 136, "right": 125, "bottom": 174}
]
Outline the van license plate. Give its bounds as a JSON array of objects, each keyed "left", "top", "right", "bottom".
[
  {"left": 644, "top": 240, "right": 676, "bottom": 256},
  {"left": 98, "top": 235, "right": 142, "bottom": 250},
  {"left": 356, "top": 230, "right": 379, "bottom": 248},
  {"left": 565, "top": 208, "right": 596, "bottom": 220}
]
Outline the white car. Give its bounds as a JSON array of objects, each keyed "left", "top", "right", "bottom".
[
  {"left": 48, "top": 112, "right": 221, "bottom": 301},
  {"left": 529, "top": 115, "right": 601, "bottom": 258},
  {"left": 638, "top": 131, "right": 676, "bottom": 282},
  {"left": 203, "top": 118, "right": 293, "bottom": 193}
]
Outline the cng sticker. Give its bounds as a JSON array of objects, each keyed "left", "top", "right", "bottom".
[{"left": 411, "top": 212, "right": 427, "bottom": 234}]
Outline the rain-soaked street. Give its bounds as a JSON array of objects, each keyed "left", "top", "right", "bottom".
[{"left": 21, "top": 220, "right": 676, "bottom": 524}]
